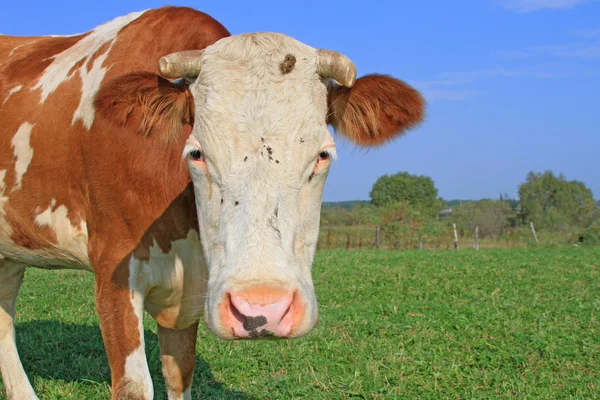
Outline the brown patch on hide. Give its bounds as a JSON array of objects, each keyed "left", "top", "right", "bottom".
[
  {"left": 132, "top": 184, "right": 198, "bottom": 262},
  {"left": 279, "top": 54, "right": 296, "bottom": 74}
]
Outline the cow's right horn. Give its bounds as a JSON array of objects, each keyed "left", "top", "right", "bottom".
[{"left": 158, "top": 50, "right": 205, "bottom": 79}]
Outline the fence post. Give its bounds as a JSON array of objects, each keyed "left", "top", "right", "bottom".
[
  {"left": 453, "top": 223, "right": 459, "bottom": 250},
  {"left": 346, "top": 234, "right": 351, "bottom": 250},
  {"left": 375, "top": 226, "right": 380, "bottom": 249},
  {"left": 530, "top": 221, "right": 539, "bottom": 244},
  {"left": 474, "top": 226, "right": 479, "bottom": 251}
]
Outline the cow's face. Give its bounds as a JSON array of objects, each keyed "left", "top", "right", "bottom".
[
  {"left": 180, "top": 34, "right": 340, "bottom": 339},
  {"left": 97, "top": 33, "right": 424, "bottom": 340}
]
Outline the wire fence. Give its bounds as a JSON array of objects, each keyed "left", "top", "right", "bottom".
[{"left": 316, "top": 222, "right": 579, "bottom": 251}]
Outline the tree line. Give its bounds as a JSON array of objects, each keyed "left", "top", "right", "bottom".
[{"left": 319, "top": 170, "right": 600, "bottom": 249}]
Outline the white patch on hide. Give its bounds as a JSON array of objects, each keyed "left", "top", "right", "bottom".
[
  {"left": 0, "top": 170, "right": 6, "bottom": 191},
  {"left": 31, "top": 10, "right": 146, "bottom": 129},
  {"left": 122, "top": 270, "right": 153, "bottom": 400},
  {"left": 11, "top": 122, "right": 34, "bottom": 191},
  {"left": 34, "top": 199, "right": 89, "bottom": 266},
  {"left": 8, "top": 41, "right": 36, "bottom": 57},
  {"left": 124, "top": 250, "right": 157, "bottom": 399},
  {"left": 133, "top": 230, "right": 206, "bottom": 330},
  {"left": 123, "top": 343, "right": 153, "bottom": 399},
  {"left": 3, "top": 85, "right": 23, "bottom": 104},
  {"left": 69, "top": 44, "right": 113, "bottom": 130},
  {"left": 49, "top": 33, "right": 83, "bottom": 38}
]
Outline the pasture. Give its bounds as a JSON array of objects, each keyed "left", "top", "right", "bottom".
[{"left": 1, "top": 248, "right": 598, "bottom": 399}]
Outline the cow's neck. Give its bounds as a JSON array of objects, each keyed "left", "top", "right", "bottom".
[{"left": 85, "top": 119, "right": 199, "bottom": 271}]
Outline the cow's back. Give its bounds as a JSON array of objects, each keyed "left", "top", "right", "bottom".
[{"left": 0, "top": 7, "right": 229, "bottom": 269}]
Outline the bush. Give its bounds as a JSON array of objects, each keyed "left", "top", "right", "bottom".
[
  {"left": 451, "top": 199, "right": 513, "bottom": 239},
  {"left": 379, "top": 201, "right": 424, "bottom": 249},
  {"left": 578, "top": 212, "right": 600, "bottom": 245}
]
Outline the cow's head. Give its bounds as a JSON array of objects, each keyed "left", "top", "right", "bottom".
[{"left": 96, "top": 33, "right": 424, "bottom": 340}]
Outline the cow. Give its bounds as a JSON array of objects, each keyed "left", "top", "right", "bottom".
[{"left": 0, "top": 6, "right": 425, "bottom": 400}]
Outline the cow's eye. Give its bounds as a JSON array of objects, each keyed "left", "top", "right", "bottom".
[
  {"left": 190, "top": 149, "right": 203, "bottom": 161},
  {"left": 314, "top": 148, "right": 335, "bottom": 175},
  {"left": 318, "top": 151, "right": 330, "bottom": 161},
  {"left": 317, "top": 148, "right": 335, "bottom": 164}
]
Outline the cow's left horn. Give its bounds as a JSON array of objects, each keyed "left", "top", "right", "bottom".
[
  {"left": 158, "top": 50, "right": 205, "bottom": 79},
  {"left": 316, "top": 49, "right": 356, "bottom": 88}
]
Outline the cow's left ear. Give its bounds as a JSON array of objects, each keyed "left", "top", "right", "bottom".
[
  {"left": 95, "top": 72, "right": 194, "bottom": 141},
  {"left": 326, "top": 74, "right": 425, "bottom": 147}
]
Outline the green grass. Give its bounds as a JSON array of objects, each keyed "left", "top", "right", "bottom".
[{"left": 2, "top": 248, "right": 599, "bottom": 399}]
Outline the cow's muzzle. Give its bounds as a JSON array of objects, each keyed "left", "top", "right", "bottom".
[{"left": 218, "top": 286, "right": 305, "bottom": 339}]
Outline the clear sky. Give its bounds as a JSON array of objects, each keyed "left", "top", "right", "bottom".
[{"left": 2, "top": 0, "right": 598, "bottom": 202}]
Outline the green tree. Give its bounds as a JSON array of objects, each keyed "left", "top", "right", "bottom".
[
  {"left": 370, "top": 172, "right": 440, "bottom": 212},
  {"left": 518, "top": 171, "right": 596, "bottom": 230}
]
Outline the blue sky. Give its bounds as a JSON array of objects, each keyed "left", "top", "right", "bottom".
[{"left": 2, "top": 0, "right": 599, "bottom": 202}]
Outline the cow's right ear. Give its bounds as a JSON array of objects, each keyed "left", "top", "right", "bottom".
[
  {"left": 95, "top": 72, "right": 194, "bottom": 141},
  {"left": 326, "top": 74, "right": 425, "bottom": 147}
]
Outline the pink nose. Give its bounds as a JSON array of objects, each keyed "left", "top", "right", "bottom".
[{"left": 220, "top": 287, "right": 303, "bottom": 339}]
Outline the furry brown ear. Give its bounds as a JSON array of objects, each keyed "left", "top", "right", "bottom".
[
  {"left": 95, "top": 72, "right": 193, "bottom": 141},
  {"left": 327, "top": 74, "right": 425, "bottom": 146}
]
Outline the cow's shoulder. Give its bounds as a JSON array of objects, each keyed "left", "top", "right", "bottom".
[{"left": 104, "top": 6, "right": 230, "bottom": 77}]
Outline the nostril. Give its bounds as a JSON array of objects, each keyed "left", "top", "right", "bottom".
[
  {"left": 278, "top": 291, "right": 295, "bottom": 323},
  {"left": 228, "top": 294, "right": 245, "bottom": 325}
]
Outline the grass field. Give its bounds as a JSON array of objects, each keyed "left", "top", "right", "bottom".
[{"left": 1, "top": 248, "right": 599, "bottom": 399}]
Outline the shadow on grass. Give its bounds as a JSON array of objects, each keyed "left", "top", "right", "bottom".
[{"left": 15, "top": 320, "right": 257, "bottom": 399}]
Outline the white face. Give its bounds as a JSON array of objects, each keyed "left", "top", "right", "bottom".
[{"left": 183, "top": 33, "right": 336, "bottom": 339}]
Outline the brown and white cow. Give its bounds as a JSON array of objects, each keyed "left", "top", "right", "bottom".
[{"left": 0, "top": 6, "right": 424, "bottom": 400}]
